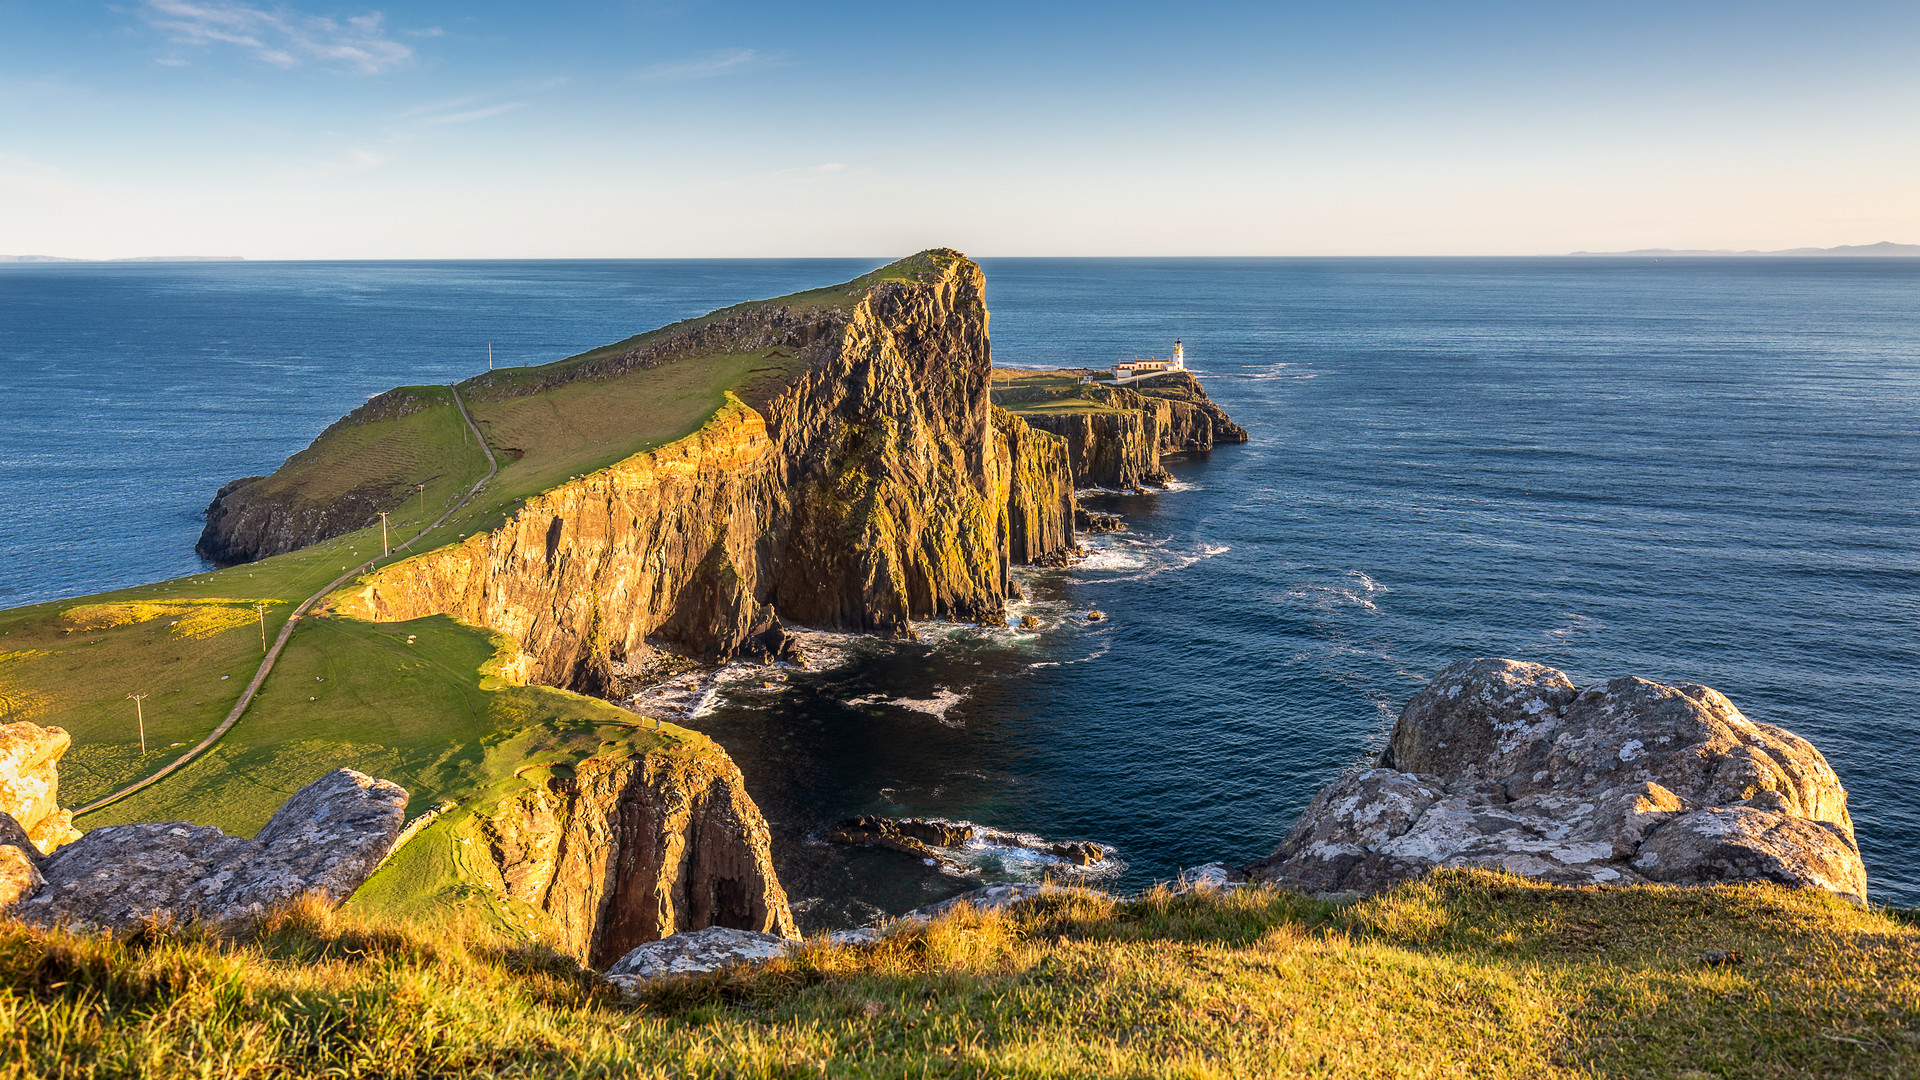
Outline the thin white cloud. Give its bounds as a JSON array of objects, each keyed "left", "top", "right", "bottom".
[
  {"left": 636, "top": 48, "right": 777, "bottom": 81},
  {"left": 139, "top": 1, "right": 414, "bottom": 74},
  {"left": 423, "top": 102, "right": 525, "bottom": 125}
]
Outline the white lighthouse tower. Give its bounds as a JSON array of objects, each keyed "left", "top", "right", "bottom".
[{"left": 1172, "top": 339, "right": 1186, "bottom": 370}]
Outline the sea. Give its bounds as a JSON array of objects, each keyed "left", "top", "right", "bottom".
[{"left": 2, "top": 257, "right": 1916, "bottom": 918}]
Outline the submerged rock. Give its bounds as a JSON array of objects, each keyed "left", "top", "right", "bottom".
[
  {"left": 1246, "top": 658, "right": 1867, "bottom": 903},
  {"left": 827, "top": 816, "right": 972, "bottom": 873},
  {"left": 16, "top": 768, "right": 407, "bottom": 929}
]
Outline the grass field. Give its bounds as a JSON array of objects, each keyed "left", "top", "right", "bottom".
[
  {"left": 3, "top": 870, "right": 1914, "bottom": 1078},
  {"left": 0, "top": 265, "right": 837, "bottom": 820},
  {"left": 990, "top": 368, "right": 1130, "bottom": 415}
]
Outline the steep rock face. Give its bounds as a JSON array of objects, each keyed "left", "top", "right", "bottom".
[
  {"left": 993, "top": 409, "right": 1075, "bottom": 564},
  {"left": 1118, "top": 371, "right": 1249, "bottom": 449},
  {"left": 1247, "top": 658, "right": 1866, "bottom": 902},
  {"left": 337, "top": 397, "right": 783, "bottom": 691},
  {"left": 479, "top": 742, "right": 796, "bottom": 967},
  {"left": 1018, "top": 409, "right": 1169, "bottom": 491},
  {"left": 336, "top": 253, "right": 1074, "bottom": 686},
  {"left": 16, "top": 768, "right": 407, "bottom": 929},
  {"left": 0, "top": 721, "right": 81, "bottom": 854}
]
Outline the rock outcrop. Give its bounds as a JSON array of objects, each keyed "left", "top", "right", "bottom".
[
  {"left": 604, "top": 925, "right": 795, "bottom": 988},
  {"left": 478, "top": 742, "right": 796, "bottom": 968},
  {"left": 1010, "top": 371, "right": 1247, "bottom": 491},
  {"left": 15, "top": 768, "right": 407, "bottom": 929},
  {"left": 0, "top": 721, "right": 81, "bottom": 854},
  {"left": 1246, "top": 659, "right": 1867, "bottom": 903},
  {"left": 330, "top": 253, "right": 1077, "bottom": 690}
]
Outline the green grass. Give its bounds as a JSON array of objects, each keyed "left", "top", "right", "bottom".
[
  {"left": 989, "top": 368, "right": 1131, "bottom": 415},
  {"left": 3, "top": 871, "right": 1915, "bottom": 1078}
]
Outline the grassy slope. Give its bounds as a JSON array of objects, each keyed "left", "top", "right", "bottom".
[
  {"left": 2, "top": 871, "right": 1915, "bottom": 1079},
  {"left": 990, "top": 368, "right": 1132, "bottom": 415},
  {"left": 0, "top": 253, "right": 950, "bottom": 888}
]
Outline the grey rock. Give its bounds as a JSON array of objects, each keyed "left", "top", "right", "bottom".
[
  {"left": 16, "top": 768, "right": 406, "bottom": 929},
  {"left": 1248, "top": 658, "right": 1866, "bottom": 903},
  {"left": 603, "top": 926, "right": 794, "bottom": 987}
]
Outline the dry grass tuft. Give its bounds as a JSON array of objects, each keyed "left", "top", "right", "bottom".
[{"left": 2, "top": 871, "right": 1917, "bottom": 1078}]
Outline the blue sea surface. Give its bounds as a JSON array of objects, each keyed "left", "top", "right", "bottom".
[{"left": 2, "top": 257, "right": 1916, "bottom": 916}]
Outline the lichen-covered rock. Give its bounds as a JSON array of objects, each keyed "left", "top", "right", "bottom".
[
  {"left": 603, "top": 926, "right": 794, "bottom": 987},
  {"left": 1247, "top": 658, "right": 1867, "bottom": 903},
  {"left": 15, "top": 768, "right": 406, "bottom": 929},
  {"left": 479, "top": 740, "right": 797, "bottom": 968},
  {"left": 0, "top": 721, "right": 82, "bottom": 853}
]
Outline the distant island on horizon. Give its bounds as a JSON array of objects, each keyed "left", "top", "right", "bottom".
[
  {"left": 1570, "top": 240, "right": 1920, "bottom": 257},
  {"left": 0, "top": 254, "right": 245, "bottom": 263}
]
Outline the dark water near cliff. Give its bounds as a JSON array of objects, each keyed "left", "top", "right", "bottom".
[{"left": 3, "top": 257, "right": 1917, "bottom": 913}]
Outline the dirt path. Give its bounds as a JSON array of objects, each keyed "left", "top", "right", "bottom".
[{"left": 76, "top": 383, "right": 499, "bottom": 817}]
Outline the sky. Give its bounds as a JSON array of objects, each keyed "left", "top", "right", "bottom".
[{"left": 1, "top": 1, "right": 1917, "bottom": 258}]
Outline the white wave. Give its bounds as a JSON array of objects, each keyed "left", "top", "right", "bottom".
[
  {"left": 1226, "top": 361, "right": 1320, "bottom": 381},
  {"left": 1545, "top": 612, "right": 1607, "bottom": 641},
  {"left": 847, "top": 687, "right": 968, "bottom": 726},
  {"left": 1281, "top": 568, "right": 1388, "bottom": 612}
]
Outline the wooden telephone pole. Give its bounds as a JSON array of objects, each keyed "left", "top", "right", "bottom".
[
  {"left": 128, "top": 693, "right": 148, "bottom": 754},
  {"left": 256, "top": 603, "right": 269, "bottom": 652},
  {"left": 379, "top": 511, "right": 390, "bottom": 555}
]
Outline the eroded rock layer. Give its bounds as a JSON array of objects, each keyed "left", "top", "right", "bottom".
[
  {"left": 1247, "top": 658, "right": 1867, "bottom": 902},
  {"left": 479, "top": 742, "right": 796, "bottom": 967}
]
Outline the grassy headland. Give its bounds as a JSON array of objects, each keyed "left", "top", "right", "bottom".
[
  {"left": 0, "top": 255, "right": 964, "bottom": 819},
  {"left": 2, "top": 871, "right": 1914, "bottom": 1078}
]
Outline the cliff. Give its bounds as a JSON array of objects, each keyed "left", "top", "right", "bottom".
[
  {"left": 478, "top": 734, "right": 796, "bottom": 967},
  {"left": 995, "top": 369, "right": 1246, "bottom": 491},
  {"left": 327, "top": 252, "right": 1077, "bottom": 691}
]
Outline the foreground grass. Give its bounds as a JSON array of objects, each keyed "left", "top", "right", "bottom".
[{"left": 3, "top": 871, "right": 1915, "bottom": 1079}]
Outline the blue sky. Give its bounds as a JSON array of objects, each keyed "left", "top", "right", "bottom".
[{"left": 2, "top": 1, "right": 1916, "bottom": 257}]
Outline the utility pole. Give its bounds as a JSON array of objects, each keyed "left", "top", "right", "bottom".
[
  {"left": 488, "top": 341, "right": 493, "bottom": 371},
  {"left": 417, "top": 483, "right": 426, "bottom": 518},
  {"left": 256, "top": 603, "right": 269, "bottom": 652},
  {"left": 379, "top": 511, "right": 390, "bottom": 556},
  {"left": 128, "top": 693, "right": 148, "bottom": 754}
]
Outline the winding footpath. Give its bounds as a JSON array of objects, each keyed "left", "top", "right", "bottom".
[{"left": 76, "top": 384, "right": 499, "bottom": 817}]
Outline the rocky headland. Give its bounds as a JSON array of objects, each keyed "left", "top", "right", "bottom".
[{"left": 993, "top": 369, "right": 1248, "bottom": 492}]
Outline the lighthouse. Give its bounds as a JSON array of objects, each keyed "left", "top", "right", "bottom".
[{"left": 1172, "top": 340, "right": 1185, "bottom": 370}]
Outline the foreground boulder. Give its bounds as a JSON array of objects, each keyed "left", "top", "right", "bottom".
[
  {"left": 0, "top": 721, "right": 83, "bottom": 854},
  {"left": 15, "top": 768, "right": 406, "bottom": 929},
  {"left": 1246, "top": 659, "right": 1867, "bottom": 903},
  {"left": 603, "top": 926, "right": 795, "bottom": 989}
]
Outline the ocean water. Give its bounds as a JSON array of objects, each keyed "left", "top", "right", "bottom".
[{"left": 3, "top": 257, "right": 1916, "bottom": 916}]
